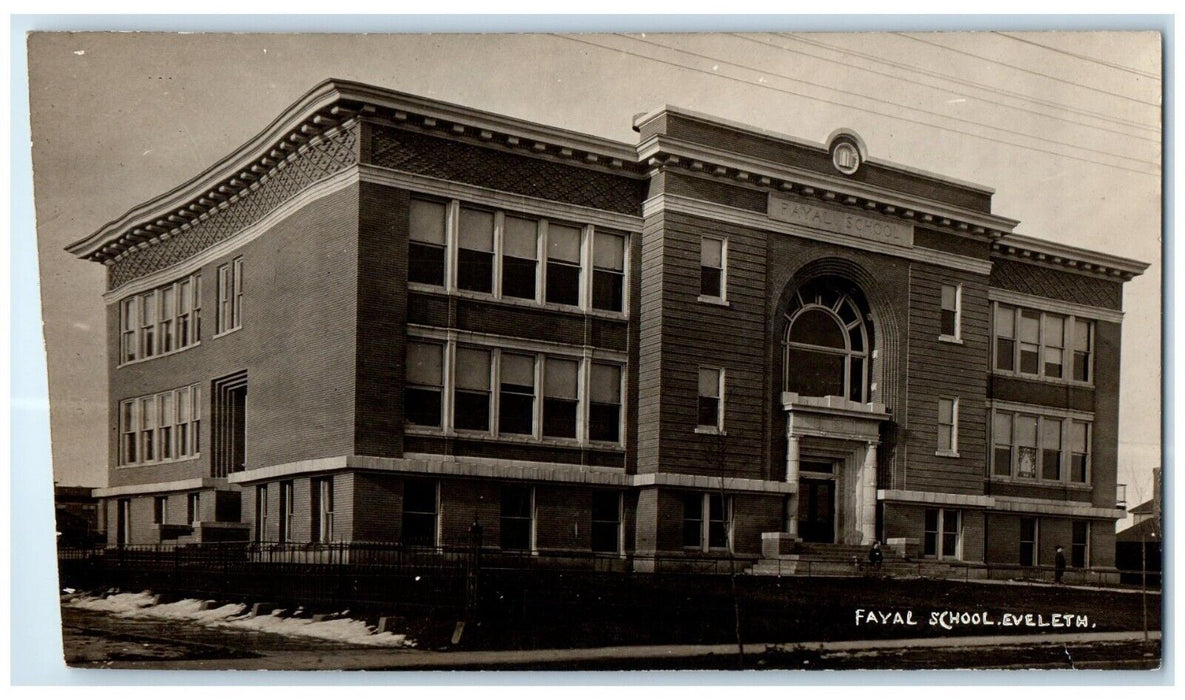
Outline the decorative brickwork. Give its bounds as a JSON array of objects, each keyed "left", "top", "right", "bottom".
[
  {"left": 108, "top": 124, "right": 359, "bottom": 290},
  {"left": 990, "top": 258, "right": 1122, "bottom": 310},
  {"left": 369, "top": 126, "right": 645, "bottom": 215}
]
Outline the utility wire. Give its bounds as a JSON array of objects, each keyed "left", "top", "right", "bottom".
[
  {"left": 599, "top": 33, "right": 1158, "bottom": 171},
  {"left": 552, "top": 33, "right": 1157, "bottom": 176},
  {"left": 895, "top": 33, "right": 1161, "bottom": 108},
  {"left": 992, "top": 32, "right": 1161, "bottom": 81},
  {"left": 762, "top": 32, "right": 1160, "bottom": 138}
]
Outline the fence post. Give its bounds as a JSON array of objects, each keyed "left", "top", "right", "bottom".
[{"left": 466, "top": 521, "right": 483, "bottom": 622}]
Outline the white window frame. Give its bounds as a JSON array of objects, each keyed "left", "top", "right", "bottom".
[
  {"left": 1071, "top": 520, "right": 1091, "bottom": 569},
  {"left": 187, "top": 492, "right": 201, "bottom": 526},
  {"left": 924, "top": 507, "right": 962, "bottom": 560},
  {"left": 939, "top": 283, "right": 962, "bottom": 343},
  {"left": 278, "top": 480, "right": 294, "bottom": 543},
  {"left": 314, "top": 477, "right": 335, "bottom": 543},
  {"left": 992, "top": 303, "right": 1093, "bottom": 386},
  {"left": 698, "top": 236, "right": 728, "bottom": 305},
  {"left": 215, "top": 257, "right": 243, "bottom": 336},
  {"left": 117, "top": 384, "right": 202, "bottom": 468},
  {"left": 682, "top": 492, "right": 733, "bottom": 553},
  {"left": 1019, "top": 517, "right": 1040, "bottom": 567},
  {"left": 118, "top": 272, "right": 202, "bottom": 366},
  {"left": 936, "top": 397, "right": 959, "bottom": 457},
  {"left": 695, "top": 366, "right": 726, "bottom": 435},
  {"left": 407, "top": 197, "right": 628, "bottom": 319}
]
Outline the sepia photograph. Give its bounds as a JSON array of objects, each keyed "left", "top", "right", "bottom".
[{"left": 22, "top": 26, "right": 1163, "bottom": 673}]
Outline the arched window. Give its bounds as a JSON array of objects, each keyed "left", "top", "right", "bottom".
[{"left": 783, "top": 278, "right": 871, "bottom": 402}]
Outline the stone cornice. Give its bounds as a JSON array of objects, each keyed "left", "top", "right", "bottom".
[
  {"left": 68, "top": 78, "right": 642, "bottom": 264},
  {"left": 637, "top": 134, "right": 1019, "bottom": 240},
  {"left": 991, "top": 232, "right": 1149, "bottom": 282},
  {"left": 94, "top": 477, "right": 230, "bottom": 498},
  {"left": 987, "top": 287, "right": 1126, "bottom": 323}
]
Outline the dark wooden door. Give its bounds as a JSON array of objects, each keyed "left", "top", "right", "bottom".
[{"left": 798, "top": 478, "right": 835, "bottom": 543}]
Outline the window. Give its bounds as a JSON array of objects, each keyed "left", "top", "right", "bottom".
[
  {"left": 313, "top": 478, "right": 334, "bottom": 543},
  {"left": 153, "top": 496, "right": 167, "bottom": 525},
  {"left": 940, "top": 284, "right": 961, "bottom": 339},
  {"left": 278, "top": 481, "right": 294, "bottom": 543},
  {"left": 1070, "top": 422, "right": 1090, "bottom": 483},
  {"left": 589, "top": 363, "right": 622, "bottom": 443},
  {"left": 186, "top": 493, "right": 200, "bottom": 526},
  {"left": 212, "top": 373, "right": 247, "bottom": 478},
  {"left": 924, "top": 508, "right": 961, "bottom": 559},
  {"left": 994, "top": 304, "right": 1093, "bottom": 383},
  {"left": 1072, "top": 319, "right": 1093, "bottom": 382},
  {"left": 118, "top": 385, "right": 201, "bottom": 467},
  {"left": 784, "top": 278, "right": 870, "bottom": 402},
  {"left": 117, "top": 499, "right": 131, "bottom": 546},
  {"left": 457, "top": 207, "right": 495, "bottom": 293},
  {"left": 1019, "top": 517, "right": 1039, "bottom": 566},
  {"left": 591, "top": 490, "right": 623, "bottom": 553},
  {"left": 499, "top": 353, "right": 536, "bottom": 436},
  {"left": 700, "top": 237, "right": 725, "bottom": 300},
  {"left": 118, "top": 273, "right": 202, "bottom": 364},
  {"left": 698, "top": 367, "right": 723, "bottom": 431},
  {"left": 402, "top": 480, "right": 439, "bottom": 546},
  {"left": 406, "top": 342, "right": 444, "bottom": 427},
  {"left": 255, "top": 485, "right": 268, "bottom": 542},
  {"left": 216, "top": 257, "right": 243, "bottom": 334},
  {"left": 1071, "top": 521, "right": 1090, "bottom": 568},
  {"left": 592, "top": 232, "right": 625, "bottom": 312},
  {"left": 454, "top": 347, "right": 492, "bottom": 432},
  {"left": 546, "top": 223, "right": 582, "bottom": 306},
  {"left": 937, "top": 397, "right": 958, "bottom": 455},
  {"left": 409, "top": 199, "right": 447, "bottom": 286},
  {"left": 682, "top": 492, "right": 731, "bottom": 551},
  {"left": 543, "top": 357, "right": 579, "bottom": 439},
  {"left": 502, "top": 216, "right": 538, "bottom": 300},
  {"left": 991, "top": 408, "right": 1092, "bottom": 484},
  {"left": 500, "top": 486, "right": 533, "bottom": 551}
]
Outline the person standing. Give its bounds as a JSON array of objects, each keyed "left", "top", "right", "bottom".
[
  {"left": 868, "top": 539, "right": 884, "bottom": 573},
  {"left": 1054, "top": 545, "right": 1067, "bottom": 584}
]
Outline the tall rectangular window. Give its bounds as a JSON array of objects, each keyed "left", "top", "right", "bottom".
[
  {"left": 502, "top": 216, "right": 538, "bottom": 300},
  {"left": 1015, "top": 414, "right": 1038, "bottom": 479},
  {"left": 1018, "top": 309, "right": 1041, "bottom": 375},
  {"left": 700, "top": 237, "right": 725, "bottom": 299},
  {"left": 1072, "top": 319, "right": 1093, "bottom": 382},
  {"left": 589, "top": 363, "right": 622, "bottom": 443},
  {"left": 924, "top": 508, "right": 961, "bottom": 559},
  {"left": 1019, "top": 517, "right": 1038, "bottom": 566},
  {"left": 313, "top": 478, "right": 334, "bottom": 543},
  {"left": 591, "top": 490, "right": 622, "bottom": 554},
  {"left": 454, "top": 347, "right": 492, "bottom": 432},
  {"left": 255, "top": 485, "right": 268, "bottom": 542},
  {"left": 160, "top": 286, "right": 176, "bottom": 353},
  {"left": 153, "top": 496, "right": 167, "bottom": 525},
  {"left": 707, "top": 493, "right": 730, "bottom": 549},
  {"left": 278, "top": 481, "right": 294, "bottom": 543},
  {"left": 1070, "top": 422, "right": 1090, "bottom": 483},
  {"left": 500, "top": 485, "right": 533, "bottom": 551},
  {"left": 409, "top": 199, "right": 447, "bottom": 286},
  {"left": 1043, "top": 314, "right": 1065, "bottom": 378},
  {"left": 940, "top": 284, "right": 960, "bottom": 338},
  {"left": 216, "top": 257, "right": 243, "bottom": 334},
  {"left": 682, "top": 493, "right": 704, "bottom": 549},
  {"left": 140, "top": 292, "right": 157, "bottom": 358},
  {"left": 592, "top": 232, "right": 625, "bottom": 312},
  {"left": 177, "top": 279, "right": 193, "bottom": 348},
  {"left": 546, "top": 223, "right": 581, "bottom": 306},
  {"left": 120, "top": 400, "right": 137, "bottom": 465},
  {"left": 457, "top": 207, "right": 495, "bottom": 293},
  {"left": 177, "top": 387, "right": 191, "bottom": 457},
  {"left": 187, "top": 492, "right": 200, "bottom": 526},
  {"left": 543, "top": 357, "right": 579, "bottom": 439},
  {"left": 682, "top": 492, "right": 730, "bottom": 551},
  {"left": 140, "top": 396, "right": 156, "bottom": 462},
  {"left": 117, "top": 499, "right": 131, "bottom": 545},
  {"left": 498, "top": 353, "right": 536, "bottom": 436},
  {"left": 994, "top": 306, "right": 1015, "bottom": 372},
  {"left": 1041, "top": 418, "right": 1063, "bottom": 480},
  {"left": 406, "top": 341, "right": 444, "bottom": 427},
  {"left": 191, "top": 386, "right": 202, "bottom": 458},
  {"left": 159, "top": 391, "right": 174, "bottom": 460},
  {"left": 402, "top": 480, "right": 439, "bottom": 546},
  {"left": 121, "top": 298, "right": 137, "bottom": 362},
  {"left": 993, "top": 412, "right": 1012, "bottom": 477},
  {"left": 1071, "top": 521, "right": 1090, "bottom": 568},
  {"left": 937, "top": 397, "right": 958, "bottom": 454},
  {"left": 697, "top": 367, "right": 723, "bottom": 430}
]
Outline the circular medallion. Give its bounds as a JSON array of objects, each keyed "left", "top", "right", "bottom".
[{"left": 832, "top": 141, "right": 861, "bottom": 175}]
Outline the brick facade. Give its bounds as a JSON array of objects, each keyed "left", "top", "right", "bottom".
[{"left": 76, "top": 80, "right": 1144, "bottom": 575}]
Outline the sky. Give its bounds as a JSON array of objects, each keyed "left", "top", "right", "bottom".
[{"left": 25, "top": 30, "right": 1162, "bottom": 513}]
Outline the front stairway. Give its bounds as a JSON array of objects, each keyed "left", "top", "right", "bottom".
[{"left": 747, "top": 542, "right": 981, "bottom": 579}]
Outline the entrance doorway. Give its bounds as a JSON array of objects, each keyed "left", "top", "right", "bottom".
[{"left": 798, "top": 478, "right": 835, "bottom": 543}]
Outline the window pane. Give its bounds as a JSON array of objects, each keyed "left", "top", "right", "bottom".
[
  {"left": 408, "top": 342, "right": 443, "bottom": 386},
  {"left": 701, "top": 238, "right": 723, "bottom": 268},
  {"left": 682, "top": 494, "right": 703, "bottom": 548},
  {"left": 940, "top": 285, "right": 957, "bottom": 310},
  {"left": 1073, "top": 320, "right": 1091, "bottom": 352},
  {"left": 499, "top": 354, "right": 535, "bottom": 436},
  {"left": 455, "top": 348, "right": 491, "bottom": 390},
  {"left": 459, "top": 209, "right": 494, "bottom": 251},
  {"left": 502, "top": 256, "right": 537, "bottom": 300},
  {"left": 454, "top": 391, "right": 490, "bottom": 431},
  {"left": 547, "top": 224, "right": 581, "bottom": 262},
  {"left": 938, "top": 398, "right": 953, "bottom": 424},
  {"left": 410, "top": 200, "right": 446, "bottom": 245},
  {"left": 788, "top": 309, "right": 847, "bottom": 348},
  {"left": 592, "top": 270, "right": 624, "bottom": 311},
  {"left": 501, "top": 353, "right": 535, "bottom": 389},
  {"left": 1020, "top": 310, "right": 1040, "bottom": 343},
  {"left": 589, "top": 403, "right": 621, "bottom": 442},
  {"left": 591, "top": 364, "right": 621, "bottom": 404},
  {"left": 1071, "top": 422, "right": 1088, "bottom": 452},
  {"left": 409, "top": 242, "right": 446, "bottom": 286},
  {"left": 785, "top": 348, "right": 845, "bottom": 398},
  {"left": 700, "top": 266, "right": 722, "bottom": 298},
  {"left": 457, "top": 248, "right": 494, "bottom": 293},
  {"left": 698, "top": 367, "right": 720, "bottom": 399},
  {"left": 405, "top": 388, "right": 442, "bottom": 427},
  {"left": 995, "top": 306, "right": 1014, "bottom": 338},
  {"left": 995, "top": 338, "right": 1015, "bottom": 371},
  {"left": 1043, "top": 315, "right": 1064, "bottom": 347},
  {"left": 1016, "top": 415, "right": 1037, "bottom": 445},
  {"left": 546, "top": 262, "right": 580, "bottom": 305},
  {"left": 543, "top": 398, "right": 578, "bottom": 438},
  {"left": 1041, "top": 417, "right": 1062, "bottom": 480},
  {"left": 994, "top": 412, "right": 1012, "bottom": 444},
  {"left": 504, "top": 217, "right": 538, "bottom": 259},
  {"left": 545, "top": 358, "right": 579, "bottom": 399},
  {"left": 404, "top": 480, "right": 437, "bottom": 514},
  {"left": 698, "top": 397, "right": 720, "bottom": 428},
  {"left": 594, "top": 232, "right": 625, "bottom": 270}
]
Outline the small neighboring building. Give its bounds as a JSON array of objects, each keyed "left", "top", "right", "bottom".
[
  {"left": 1115, "top": 469, "right": 1162, "bottom": 584},
  {"left": 69, "top": 79, "right": 1147, "bottom": 577},
  {"left": 54, "top": 485, "right": 102, "bottom": 547}
]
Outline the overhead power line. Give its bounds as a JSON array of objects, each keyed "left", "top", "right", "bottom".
[
  {"left": 992, "top": 32, "right": 1161, "bottom": 81},
  {"left": 551, "top": 33, "right": 1158, "bottom": 177}
]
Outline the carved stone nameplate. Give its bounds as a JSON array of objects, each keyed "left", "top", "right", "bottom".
[{"left": 768, "top": 193, "right": 913, "bottom": 248}]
